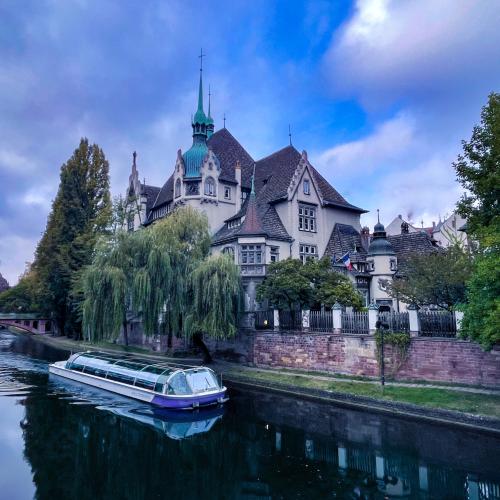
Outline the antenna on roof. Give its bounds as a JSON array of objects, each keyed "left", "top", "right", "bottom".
[{"left": 288, "top": 124, "right": 292, "bottom": 146}]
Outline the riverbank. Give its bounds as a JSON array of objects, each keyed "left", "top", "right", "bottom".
[{"left": 22, "top": 331, "right": 500, "bottom": 433}]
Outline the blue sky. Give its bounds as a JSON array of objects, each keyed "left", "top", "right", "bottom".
[{"left": 1, "top": 0, "right": 499, "bottom": 284}]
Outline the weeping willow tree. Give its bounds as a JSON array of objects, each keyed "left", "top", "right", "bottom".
[
  {"left": 81, "top": 206, "right": 241, "bottom": 358},
  {"left": 185, "top": 254, "right": 242, "bottom": 362},
  {"left": 81, "top": 230, "right": 136, "bottom": 344}
]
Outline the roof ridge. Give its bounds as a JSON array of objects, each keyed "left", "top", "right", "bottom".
[{"left": 256, "top": 144, "right": 300, "bottom": 164}]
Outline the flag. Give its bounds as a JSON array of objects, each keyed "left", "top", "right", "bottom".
[{"left": 341, "top": 253, "right": 353, "bottom": 271}]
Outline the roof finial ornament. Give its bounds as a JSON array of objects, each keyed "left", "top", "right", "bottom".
[
  {"left": 198, "top": 48, "right": 205, "bottom": 73},
  {"left": 288, "top": 124, "right": 292, "bottom": 146},
  {"left": 132, "top": 151, "right": 137, "bottom": 167},
  {"left": 377, "top": 208, "right": 380, "bottom": 223},
  {"left": 223, "top": 113, "right": 226, "bottom": 128}
]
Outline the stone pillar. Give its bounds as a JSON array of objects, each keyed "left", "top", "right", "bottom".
[
  {"left": 408, "top": 303, "right": 420, "bottom": 337},
  {"left": 455, "top": 310, "right": 464, "bottom": 332},
  {"left": 273, "top": 309, "right": 280, "bottom": 331},
  {"left": 332, "top": 303, "right": 342, "bottom": 334},
  {"left": 302, "top": 310, "right": 310, "bottom": 332},
  {"left": 368, "top": 302, "right": 379, "bottom": 334},
  {"left": 338, "top": 445, "right": 347, "bottom": 469}
]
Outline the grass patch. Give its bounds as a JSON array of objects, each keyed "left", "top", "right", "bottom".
[{"left": 226, "top": 368, "right": 500, "bottom": 419}]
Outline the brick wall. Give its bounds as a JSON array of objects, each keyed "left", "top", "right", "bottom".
[{"left": 253, "top": 333, "right": 500, "bottom": 387}]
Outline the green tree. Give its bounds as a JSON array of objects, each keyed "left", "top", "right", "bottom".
[
  {"left": 81, "top": 230, "right": 136, "bottom": 345},
  {"left": 454, "top": 92, "right": 500, "bottom": 235},
  {"left": 385, "top": 244, "right": 472, "bottom": 310},
  {"left": 257, "top": 257, "right": 363, "bottom": 310},
  {"left": 453, "top": 93, "right": 500, "bottom": 348},
  {"left": 460, "top": 225, "right": 500, "bottom": 349},
  {"left": 0, "top": 265, "right": 39, "bottom": 313},
  {"left": 34, "top": 138, "right": 111, "bottom": 336}
]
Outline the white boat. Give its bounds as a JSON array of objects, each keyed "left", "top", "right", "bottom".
[{"left": 49, "top": 351, "right": 227, "bottom": 410}]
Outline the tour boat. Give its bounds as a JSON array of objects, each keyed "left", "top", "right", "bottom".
[{"left": 49, "top": 351, "right": 228, "bottom": 410}]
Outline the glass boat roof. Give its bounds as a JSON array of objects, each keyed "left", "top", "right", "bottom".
[{"left": 64, "top": 351, "right": 220, "bottom": 395}]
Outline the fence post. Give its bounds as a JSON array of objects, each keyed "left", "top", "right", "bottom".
[
  {"left": 408, "top": 304, "right": 420, "bottom": 337},
  {"left": 455, "top": 311, "right": 464, "bottom": 332},
  {"left": 273, "top": 309, "right": 280, "bottom": 331},
  {"left": 302, "top": 310, "right": 310, "bottom": 332},
  {"left": 368, "top": 303, "right": 379, "bottom": 334},
  {"left": 332, "top": 303, "right": 342, "bottom": 334}
]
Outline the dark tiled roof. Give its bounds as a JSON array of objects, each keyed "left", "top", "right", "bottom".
[
  {"left": 212, "top": 199, "right": 292, "bottom": 245},
  {"left": 324, "top": 223, "right": 367, "bottom": 263},
  {"left": 388, "top": 232, "right": 440, "bottom": 274},
  {"left": 140, "top": 184, "right": 161, "bottom": 215},
  {"left": 253, "top": 145, "right": 365, "bottom": 212},
  {"left": 208, "top": 128, "right": 254, "bottom": 188},
  {"left": 238, "top": 194, "right": 265, "bottom": 236},
  {"left": 151, "top": 174, "right": 174, "bottom": 211}
]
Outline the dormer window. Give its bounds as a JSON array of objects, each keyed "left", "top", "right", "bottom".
[
  {"left": 224, "top": 186, "right": 231, "bottom": 200},
  {"left": 390, "top": 259, "right": 397, "bottom": 271},
  {"left": 303, "top": 179, "right": 310, "bottom": 195},
  {"left": 175, "top": 178, "right": 181, "bottom": 198},
  {"left": 204, "top": 177, "right": 216, "bottom": 196}
]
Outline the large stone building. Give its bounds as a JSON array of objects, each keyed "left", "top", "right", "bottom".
[{"left": 125, "top": 66, "right": 439, "bottom": 311}]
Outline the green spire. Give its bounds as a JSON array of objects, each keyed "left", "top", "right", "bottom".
[
  {"left": 197, "top": 70, "right": 203, "bottom": 113},
  {"left": 192, "top": 48, "right": 209, "bottom": 128}
]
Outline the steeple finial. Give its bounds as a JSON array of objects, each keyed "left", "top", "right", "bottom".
[
  {"left": 197, "top": 48, "right": 205, "bottom": 113},
  {"left": 223, "top": 113, "right": 226, "bottom": 128},
  {"left": 288, "top": 124, "right": 292, "bottom": 146},
  {"left": 251, "top": 163, "right": 256, "bottom": 195},
  {"left": 208, "top": 84, "right": 212, "bottom": 118},
  {"left": 377, "top": 208, "right": 380, "bottom": 223}
]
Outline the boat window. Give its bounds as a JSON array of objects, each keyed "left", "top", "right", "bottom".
[
  {"left": 135, "top": 378, "right": 156, "bottom": 390},
  {"left": 106, "top": 365, "right": 137, "bottom": 385},
  {"left": 167, "top": 372, "right": 192, "bottom": 395},
  {"left": 185, "top": 369, "right": 219, "bottom": 393}
]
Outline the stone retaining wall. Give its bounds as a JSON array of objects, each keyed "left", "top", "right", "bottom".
[{"left": 253, "top": 333, "right": 500, "bottom": 387}]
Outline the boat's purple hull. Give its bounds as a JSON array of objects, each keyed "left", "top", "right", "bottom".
[{"left": 151, "top": 389, "right": 227, "bottom": 409}]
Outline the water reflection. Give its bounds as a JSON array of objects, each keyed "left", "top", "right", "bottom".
[{"left": 0, "top": 329, "right": 499, "bottom": 499}]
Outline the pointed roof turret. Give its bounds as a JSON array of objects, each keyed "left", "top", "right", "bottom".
[
  {"left": 368, "top": 210, "right": 395, "bottom": 256},
  {"left": 239, "top": 163, "right": 266, "bottom": 236}
]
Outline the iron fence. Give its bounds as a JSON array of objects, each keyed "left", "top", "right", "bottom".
[
  {"left": 378, "top": 312, "right": 409, "bottom": 333},
  {"left": 278, "top": 310, "right": 302, "bottom": 331},
  {"left": 254, "top": 310, "right": 274, "bottom": 330},
  {"left": 418, "top": 311, "right": 457, "bottom": 338},
  {"left": 309, "top": 310, "right": 333, "bottom": 332},
  {"left": 341, "top": 312, "right": 369, "bottom": 335}
]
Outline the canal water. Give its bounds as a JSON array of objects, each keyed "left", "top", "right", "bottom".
[{"left": 0, "top": 328, "right": 499, "bottom": 499}]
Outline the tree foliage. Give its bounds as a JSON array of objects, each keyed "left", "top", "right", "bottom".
[
  {"left": 257, "top": 257, "right": 363, "bottom": 310},
  {"left": 454, "top": 92, "right": 500, "bottom": 235},
  {"left": 81, "top": 207, "right": 241, "bottom": 349},
  {"left": 28, "top": 138, "right": 112, "bottom": 336},
  {"left": 453, "top": 93, "right": 500, "bottom": 348},
  {"left": 0, "top": 265, "right": 39, "bottom": 313},
  {"left": 385, "top": 244, "right": 472, "bottom": 310}
]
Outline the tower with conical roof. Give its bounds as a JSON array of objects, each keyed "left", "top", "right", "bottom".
[{"left": 183, "top": 49, "right": 211, "bottom": 178}]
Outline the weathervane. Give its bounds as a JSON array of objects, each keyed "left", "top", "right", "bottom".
[{"left": 198, "top": 48, "right": 205, "bottom": 72}]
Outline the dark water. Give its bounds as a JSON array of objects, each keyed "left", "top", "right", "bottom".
[{"left": 0, "top": 329, "right": 499, "bottom": 500}]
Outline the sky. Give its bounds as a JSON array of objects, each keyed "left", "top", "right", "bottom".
[{"left": 1, "top": 0, "right": 499, "bottom": 285}]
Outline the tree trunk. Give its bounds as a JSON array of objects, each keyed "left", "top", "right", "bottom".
[
  {"left": 193, "top": 332, "right": 212, "bottom": 364},
  {"left": 122, "top": 320, "right": 129, "bottom": 346}
]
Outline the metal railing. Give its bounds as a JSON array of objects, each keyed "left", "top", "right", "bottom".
[
  {"left": 378, "top": 312, "right": 409, "bottom": 333},
  {"left": 254, "top": 310, "right": 274, "bottom": 330},
  {"left": 278, "top": 310, "right": 302, "bottom": 331},
  {"left": 309, "top": 310, "right": 333, "bottom": 332},
  {"left": 418, "top": 311, "right": 457, "bottom": 338},
  {"left": 341, "top": 312, "right": 369, "bottom": 335}
]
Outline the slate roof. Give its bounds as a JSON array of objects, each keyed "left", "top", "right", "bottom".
[
  {"left": 150, "top": 175, "right": 174, "bottom": 211},
  {"left": 324, "top": 223, "right": 367, "bottom": 263},
  {"left": 207, "top": 128, "right": 254, "bottom": 188},
  {"left": 253, "top": 145, "right": 366, "bottom": 212},
  {"left": 140, "top": 184, "right": 161, "bottom": 215},
  {"left": 388, "top": 232, "right": 441, "bottom": 274}
]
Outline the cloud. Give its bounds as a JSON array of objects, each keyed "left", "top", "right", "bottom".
[
  {"left": 324, "top": 0, "right": 500, "bottom": 109},
  {"left": 315, "top": 112, "right": 415, "bottom": 175}
]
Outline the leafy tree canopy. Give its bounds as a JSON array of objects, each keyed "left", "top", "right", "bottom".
[
  {"left": 257, "top": 257, "right": 363, "bottom": 310},
  {"left": 454, "top": 92, "right": 500, "bottom": 235},
  {"left": 385, "top": 244, "right": 472, "bottom": 311}
]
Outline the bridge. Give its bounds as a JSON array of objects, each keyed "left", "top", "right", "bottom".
[{"left": 0, "top": 313, "right": 53, "bottom": 334}]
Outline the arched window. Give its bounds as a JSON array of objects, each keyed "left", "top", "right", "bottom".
[
  {"left": 222, "top": 246, "right": 235, "bottom": 258},
  {"left": 204, "top": 177, "right": 216, "bottom": 196},
  {"left": 175, "top": 178, "right": 181, "bottom": 198}
]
